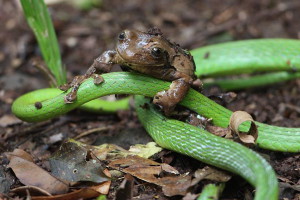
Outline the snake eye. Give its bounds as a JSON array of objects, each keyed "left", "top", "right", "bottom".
[
  {"left": 151, "top": 47, "right": 164, "bottom": 58},
  {"left": 118, "top": 31, "right": 126, "bottom": 41}
]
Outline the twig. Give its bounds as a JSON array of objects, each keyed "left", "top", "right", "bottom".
[{"left": 73, "top": 126, "right": 111, "bottom": 140}]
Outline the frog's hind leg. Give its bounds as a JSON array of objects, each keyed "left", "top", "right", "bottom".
[{"left": 153, "top": 78, "right": 190, "bottom": 115}]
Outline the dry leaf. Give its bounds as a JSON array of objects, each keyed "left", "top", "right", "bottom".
[
  {"left": 206, "top": 125, "right": 232, "bottom": 138},
  {"left": 11, "top": 186, "right": 52, "bottom": 197},
  {"left": 128, "top": 142, "right": 163, "bottom": 158},
  {"left": 8, "top": 149, "right": 34, "bottom": 162},
  {"left": 191, "top": 166, "right": 231, "bottom": 186},
  {"left": 91, "top": 142, "right": 162, "bottom": 161},
  {"left": 0, "top": 115, "right": 21, "bottom": 127},
  {"left": 49, "top": 140, "right": 110, "bottom": 183},
  {"left": 31, "top": 181, "right": 111, "bottom": 200},
  {"left": 92, "top": 143, "right": 128, "bottom": 160},
  {"left": 161, "top": 163, "right": 179, "bottom": 175},
  {"left": 277, "top": 176, "right": 295, "bottom": 184},
  {"left": 6, "top": 149, "right": 69, "bottom": 195},
  {"left": 182, "top": 192, "right": 199, "bottom": 200},
  {"left": 229, "top": 111, "right": 258, "bottom": 144},
  {"left": 109, "top": 155, "right": 192, "bottom": 196},
  {"left": 279, "top": 182, "right": 300, "bottom": 192}
]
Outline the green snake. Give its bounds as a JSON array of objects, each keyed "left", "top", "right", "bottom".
[{"left": 12, "top": 39, "right": 300, "bottom": 199}]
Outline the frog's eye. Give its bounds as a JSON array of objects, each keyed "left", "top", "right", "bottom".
[
  {"left": 118, "top": 32, "right": 126, "bottom": 41},
  {"left": 151, "top": 47, "right": 164, "bottom": 58}
]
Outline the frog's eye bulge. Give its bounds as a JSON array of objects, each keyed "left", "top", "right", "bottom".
[
  {"left": 118, "top": 31, "right": 126, "bottom": 41},
  {"left": 151, "top": 47, "right": 164, "bottom": 58}
]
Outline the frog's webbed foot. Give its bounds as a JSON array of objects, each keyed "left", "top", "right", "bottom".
[
  {"left": 60, "top": 50, "right": 117, "bottom": 103},
  {"left": 153, "top": 78, "right": 190, "bottom": 115},
  {"left": 63, "top": 74, "right": 104, "bottom": 103}
]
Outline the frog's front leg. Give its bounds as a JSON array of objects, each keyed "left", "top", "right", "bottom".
[
  {"left": 153, "top": 71, "right": 193, "bottom": 115},
  {"left": 62, "top": 50, "right": 118, "bottom": 103}
]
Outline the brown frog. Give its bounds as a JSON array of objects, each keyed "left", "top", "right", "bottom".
[{"left": 62, "top": 28, "right": 201, "bottom": 115}]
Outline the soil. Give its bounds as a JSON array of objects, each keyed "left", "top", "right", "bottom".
[{"left": 0, "top": 0, "right": 299, "bottom": 199}]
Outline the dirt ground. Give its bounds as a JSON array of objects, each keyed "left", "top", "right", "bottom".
[{"left": 0, "top": 0, "right": 300, "bottom": 199}]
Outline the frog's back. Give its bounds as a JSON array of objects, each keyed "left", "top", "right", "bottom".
[{"left": 172, "top": 49, "right": 196, "bottom": 77}]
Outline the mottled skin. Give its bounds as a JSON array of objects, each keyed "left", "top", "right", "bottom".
[{"left": 62, "top": 28, "right": 200, "bottom": 114}]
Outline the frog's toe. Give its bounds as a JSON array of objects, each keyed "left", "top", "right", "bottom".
[
  {"left": 92, "top": 74, "right": 104, "bottom": 85},
  {"left": 59, "top": 83, "right": 70, "bottom": 91},
  {"left": 64, "top": 92, "right": 77, "bottom": 103}
]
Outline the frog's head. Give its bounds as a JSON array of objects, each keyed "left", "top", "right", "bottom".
[{"left": 115, "top": 29, "right": 172, "bottom": 67}]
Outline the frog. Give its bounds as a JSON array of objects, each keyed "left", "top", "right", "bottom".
[{"left": 62, "top": 28, "right": 201, "bottom": 115}]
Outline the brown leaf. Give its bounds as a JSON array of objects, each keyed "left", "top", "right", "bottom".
[
  {"left": 161, "top": 163, "right": 179, "bottom": 175},
  {"left": 6, "top": 149, "right": 69, "bottom": 195},
  {"left": 182, "top": 192, "right": 199, "bottom": 200},
  {"left": 10, "top": 186, "right": 52, "bottom": 197},
  {"left": 31, "top": 181, "right": 111, "bottom": 200},
  {"left": 91, "top": 143, "right": 128, "bottom": 161},
  {"left": 109, "top": 155, "right": 192, "bottom": 196},
  {"left": 206, "top": 125, "right": 232, "bottom": 138},
  {"left": 0, "top": 115, "right": 21, "bottom": 127},
  {"left": 229, "top": 111, "right": 258, "bottom": 144},
  {"left": 8, "top": 149, "right": 34, "bottom": 162},
  {"left": 191, "top": 166, "right": 231, "bottom": 186},
  {"left": 279, "top": 182, "right": 300, "bottom": 192}
]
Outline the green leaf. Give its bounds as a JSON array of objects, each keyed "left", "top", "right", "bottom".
[{"left": 20, "top": 0, "right": 66, "bottom": 86}]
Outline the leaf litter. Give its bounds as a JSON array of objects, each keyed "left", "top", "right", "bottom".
[
  {"left": 6, "top": 149, "right": 69, "bottom": 195},
  {"left": 229, "top": 111, "right": 258, "bottom": 144}
]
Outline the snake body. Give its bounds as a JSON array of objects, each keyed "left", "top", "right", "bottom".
[
  {"left": 192, "top": 39, "right": 300, "bottom": 90},
  {"left": 12, "top": 39, "right": 300, "bottom": 199}
]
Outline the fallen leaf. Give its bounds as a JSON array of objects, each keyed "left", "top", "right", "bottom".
[
  {"left": 91, "top": 142, "right": 162, "bottom": 161},
  {"left": 278, "top": 176, "right": 295, "bottom": 184},
  {"left": 11, "top": 186, "right": 52, "bottom": 196},
  {"left": 8, "top": 149, "right": 34, "bottom": 162},
  {"left": 229, "top": 111, "right": 258, "bottom": 144},
  {"left": 191, "top": 166, "right": 231, "bottom": 186},
  {"left": 47, "top": 133, "right": 64, "bottom": 144},
  {"left": 279, "top": 182, "right": 300, "bottom": 192},
  {"left": 109, "top": 155, "right": 192, "bottom": 196},
  {"left": 91, "top": 143, "right": 128, "bottom": 161},
  {"left": 128, "top": 142, "right": 163, "bottom": 158},
  {"left": 31, "top": 181, "right": 111, "bottom": 200},
  {"left": 160, "top": 175, "right": 192, "bottom": 196},
  {"left": 0, "top": 115, "right": 21, "bottom": 127},
  {"left": 49, "top": 140, "right": 110, "bottom": 183},
  {"left": 206, "top": 125, "right": 232, "bottom": 138},
  {"left": 161, "top": 163, "right": 179, "bottom": 175},
  {"left": 6, "top": 149, "right": 69, "bottom": 195},
  {"left": 219, "top": 92, "right": 237, "bottom": 103},
  {"left": 182, "top": 192, "right": 199, "bottom": 200}
]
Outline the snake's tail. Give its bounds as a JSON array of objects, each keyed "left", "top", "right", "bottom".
[{"left": 134, "top": 95, "right": 278, "bottom": 200}]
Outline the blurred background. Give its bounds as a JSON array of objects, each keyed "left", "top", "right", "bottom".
[{"left": 1, "top": 0, "right": 300, "bottom": 78}]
